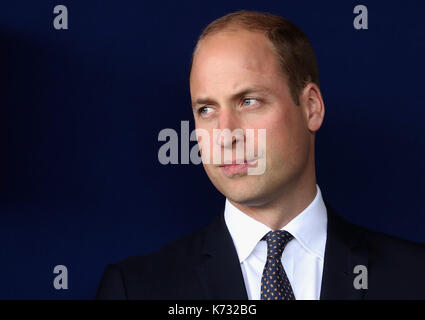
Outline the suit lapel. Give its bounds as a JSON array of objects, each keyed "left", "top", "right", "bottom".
[
  {"left": 195, "top": 201, "right": 369, "bottom": 300},
  {"left": 320, "top": 201, "right": 369, "bottom": 300},
  {"left": 196, "top": 212, "right": 248, "bottom": 299}
]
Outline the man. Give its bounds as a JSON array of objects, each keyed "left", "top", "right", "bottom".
[{"left": 96, "top": 10, "right": 425, "bottom": 300}]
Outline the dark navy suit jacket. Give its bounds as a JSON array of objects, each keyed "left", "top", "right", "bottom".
[{"left": 96, "top": 201, "right": 425, "bottom": 299}]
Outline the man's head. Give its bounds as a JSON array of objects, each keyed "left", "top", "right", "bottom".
[{"left": 189, "top": 10, "right": 325, "bottom": 207}]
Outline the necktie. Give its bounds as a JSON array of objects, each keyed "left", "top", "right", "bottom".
[{"left": 260, "top": 230, "right": 295, "bottom": 300}]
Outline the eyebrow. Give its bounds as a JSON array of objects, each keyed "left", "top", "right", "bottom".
[{"left": 191, "top": 86, "right": 271, "bottom": 109}]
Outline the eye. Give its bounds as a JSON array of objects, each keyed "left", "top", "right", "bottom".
[
  {"left": 242, "top": 98, "right": 259, "bottom": 107},
  {"left": 198, "top": 106, "right": 214, "bottom": 116}
]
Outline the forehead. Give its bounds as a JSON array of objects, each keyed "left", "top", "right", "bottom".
[{"left": 190, "top": 29, "right": 284, "bottom": 95}]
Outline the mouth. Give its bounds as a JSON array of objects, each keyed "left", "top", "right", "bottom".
[{"left": 218, "top": 158, "right": 259, "bottom": 176}]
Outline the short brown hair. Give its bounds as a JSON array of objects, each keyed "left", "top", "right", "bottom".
[{"left": 189, "top": 10, "right": 320, "bottom": 105}]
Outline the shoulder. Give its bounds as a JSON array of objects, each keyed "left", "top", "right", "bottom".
[
  {"left": 326, "top": 201, "right": 425, "bottom": 260},
  {"left": 117, "top": 222, "right": 210, "bottom": 277},
  {"left": 96, "top": 218, "right": 217, "bottom": 299},
  {"left": 359, "top": 223, "right": 425, "bottom": 265},
  {"left": 330, "top": 207, "right": 425, "bottom": 293},
  {"left": 357, "top": 222, "right": 425, "bottom": 297},
  {"left": 338, "top": 213, "right": 425, "bottom": 260},
  {"left": 324, "top": 203, "right": 425, "bottom": 298}
]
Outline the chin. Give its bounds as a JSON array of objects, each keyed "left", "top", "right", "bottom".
[
  {"left": 219, "top": 183, "right": 267, "bottom": 205},
  {"left": 227, "top": 193, "right": 269, "bottom": 207},
  {"left": 206, "top": 167, "right": 270, "bottom": 203}
]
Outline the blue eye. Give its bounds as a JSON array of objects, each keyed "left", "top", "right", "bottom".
[
  {"left": 199, "top": 106, "right": 213, "bottom": 115},
  {"left": 242, "top": 98, "right": 258, "bottom": 106}
]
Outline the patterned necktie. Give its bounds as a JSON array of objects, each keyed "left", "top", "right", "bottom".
[{"left": 260, "top": 230, "right": 295, "bottom": 300}]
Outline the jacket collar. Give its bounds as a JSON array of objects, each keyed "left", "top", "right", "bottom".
[
  {"left": 196, "top": 211, "right": 249, "bottom": 299},
  {"left": 196, "top": 200, "right": 369, "bottom": 300},
  {"left": 320, "top": 200, "right": 369, "bottom": 300}
]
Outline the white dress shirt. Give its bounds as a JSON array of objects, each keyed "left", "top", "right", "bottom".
[{"left": 224, "top": 184, "right": 328, "bottom": 300}]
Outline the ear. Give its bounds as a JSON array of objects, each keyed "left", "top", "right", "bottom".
[{"left": 299, "top": 83, "right": 325, "bottom": 132}]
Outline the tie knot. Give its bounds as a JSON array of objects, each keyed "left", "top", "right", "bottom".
[{"left": 263, "top": 230, "right": 293, "bottom": 258}]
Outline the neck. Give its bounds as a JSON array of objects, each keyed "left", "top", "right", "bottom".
[{"left": 229, "top": 176, "right": 317, "bottom": 230}]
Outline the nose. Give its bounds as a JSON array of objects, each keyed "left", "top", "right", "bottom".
[{"left": 215, "top": 110, "right": 244, "bottom": 149}]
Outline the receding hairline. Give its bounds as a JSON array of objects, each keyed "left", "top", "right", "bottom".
[
  {"left": 190, "top": 26, "right": 291, "bottom": 85},
  {"left": 189, "top": 10, "right": 320, "bottom": 105},
  {"left": 194, "top": 24, "right": 269, "bottom": 49},
  {"left": 191, "top": 26, "right": 283, "bottom": 70}
]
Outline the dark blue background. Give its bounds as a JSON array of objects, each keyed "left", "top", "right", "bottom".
[{"left": 0, "top": 0, "right": 424, "bottom": 299}]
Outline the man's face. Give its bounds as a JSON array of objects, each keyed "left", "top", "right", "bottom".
[{"left": 190, "top": 29, "right": 313, "bottom": 206}]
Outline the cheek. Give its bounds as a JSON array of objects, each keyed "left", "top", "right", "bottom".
[{"left": 260, "top": 109, "right": 306, "bottom": 162}]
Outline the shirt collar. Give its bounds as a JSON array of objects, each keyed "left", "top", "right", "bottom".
[{"left": 224, "top": 184, "right": 328, "bottom": 263}]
